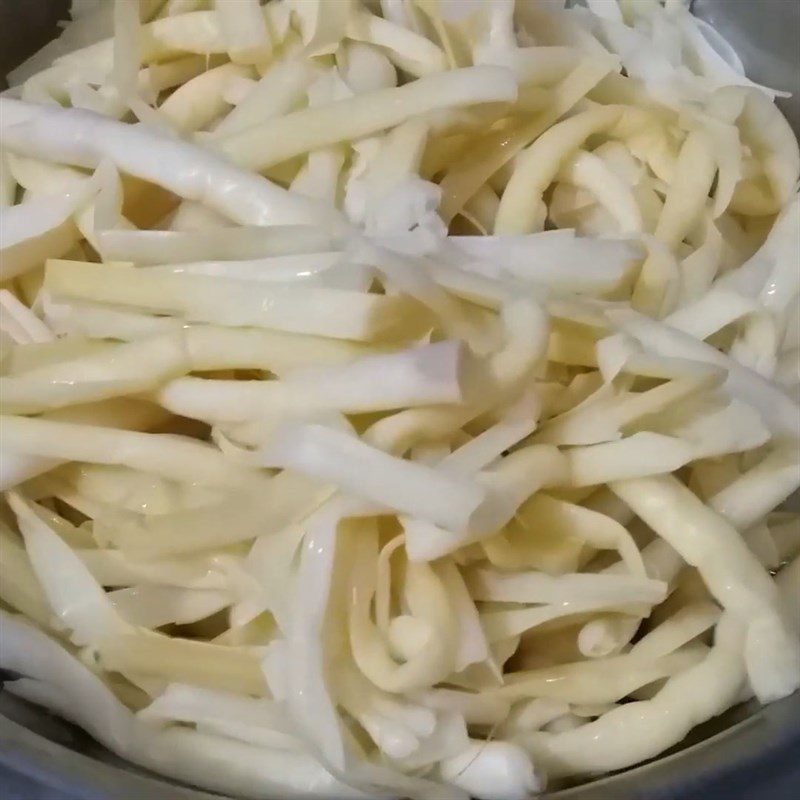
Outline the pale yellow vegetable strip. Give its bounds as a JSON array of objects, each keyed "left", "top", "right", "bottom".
[
  {"left": 491, "top": 651, "right": 702, "bottom": 704},
  {"left": 216, "top": 65, "right": 516, "bottom": 171},
  {"left": 628, "top": 602, "right": 721, "bottom": 661},
  {"left": 632, "top": 237, "right": 682, "bottom": 319},
  {"left": 76, "top": 549, "right": 228, "bottom": 590},
  {"left": 608, "top": 308, "right": 800, "bottom": 438},
  {"left": 577, "top": 536, "right": 690, "bottom": 658},
  {"left": 56, "top": 11, "right": 231, "bottom": 69},
  {"left": 349, "top": 530, "right": 456, "bottom": 693},
  {"left": 0, "top": 289, "right": 54, "bottom": 344},
  {"left": 678, "top": 213, "right": 724, "bottom": 303},
  {"left": 95, "top": 225, "right": 336, "bottom": 264},
  {"left": 209, "top": 58, "right": 319, "bottom": 138},
  {"left": 0, "top": 523, "right": 52, "bottom": 627},
  {"left": 44, "top": 261, "right": 412, "bottom": 341},
  {"left": 364, "top": 297, "right": 547, "bottom": 455},
  {"left": 467, "top": 569, "right": 667, "bottom": 607},
  {"left": 153, "top": 340, "right": 463, "bottom": 423},
  {"left": 531, "top": 616, "right": 746, "bottom": 777},
  {"left": 566, "top": 433, "right": 694, "bottom": 487},
  {"left": 494, "top": 106, "right": 622, "bottom": 235},
  {"left": 402, "top": 445, "right": 568, "bottom": 563},
  {"left": 375, "top": 534, "right": 405, "bottom": 637},
  {"left": 99, "top": 632, "right": 268, "bottom": 696},
  {"left": 438, "top": 57, "right": 618, "bottom": 222},
  {"left": 108, "top": 586, "right": 231, "bottom": 629},
  {"left": 215, "top": 0, "right": 272, "bottom": 63},
  {"left": 612, "top": 475, "right": 800, "bottom": 702},
  {"left": 412, "top": 689, "right": 510, "bottom": 727},
  {"left": 440, "top": 392, "right": 540, "bottom": 475},
  {"left": 294, "top": 0, "right": 354, "bottom": 56},
  {"left": 709, "top": 446, "right": 800, "bottom": 531},
  {"left": 0, "top": 332, "right": 191, "bottom": 414},
  {"left": 557, "top": 149, "right": 642, "bottom": 233},
  {"left": 653, "top": 129, "right": 717, "bottom": 250},
  {"left": 359, "top": 119, "right": 429, "bottom": 196},
  {"left": 536, "top": 373, "right": 721, "bottom": 446},
  {"left": 737, "top": 89, "right": 800, "bottom": 212},
  {"left": 146, "top": 54, "right": 210, "bottom": 92},
  {"left": 111, "top": 0, "right": 142, "bottom": 105},
  {"left": 346, "top": 10, "right": 447, "bottom": 77},
  {"left": 0, "top": 416, "right": 260, "bottom": 489},
  {"left": 99, "top": 472, "right": 329, "bottom": 557},
  {"left": 496, "top": 47, "right": 581, "bottom": 86},
  {"left": 665, "top": 287, "right": 759, "bottom": 340},
  {"left": 158, "top": 63, "right": 253, "bottom": 133},
  {"left": 518, "top": 493, "right": 646, "bottom": 577},
  {"left": 769, "top": 515, "right": 800, "bottom": 564},
  {"left": 181, "top": 326, "right": 368, "bottom": 375},
  {"left": 1, "top": 398, "right": 169, "bottom": 492},
  {"left": 0, "top": 193, "right": 84, "bottom": 281},
  {"left": 460, "top": 184, "right": 500, "bottom": 234},
  {"left": 0, "top": 150, "right": 15, "bottom": 206},
  {"left": 51, "top": 462, "right": 213, "bottom": 517}
]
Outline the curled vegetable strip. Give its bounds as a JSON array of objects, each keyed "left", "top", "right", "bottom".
[
  {"left": 611, "top": 476, "right": 800, "bottom": 702},
  {"left": 350, "top": 526, "right": 458, "bottom": 694},
  {"left": 494, "top": 105, "right": 622, "bottom": 234},
  {"left": 529, "top": 614, "right": 747, "bottom": 777}
]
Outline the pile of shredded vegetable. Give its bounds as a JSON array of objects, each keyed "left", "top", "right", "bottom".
[{"left": 0, "top": 1, "right": 799, "bottom": 798}]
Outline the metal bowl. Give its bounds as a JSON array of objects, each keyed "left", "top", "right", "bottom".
[{"left": 1, "top": 2, "right": 799, "bottom": 798}]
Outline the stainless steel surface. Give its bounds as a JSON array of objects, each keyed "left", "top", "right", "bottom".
[
  {"left": 693, "top": 0, "right": 800, "bottom": 132},
  {"left": 1, "top": 1, "right": 799, "bottom": 799}
]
